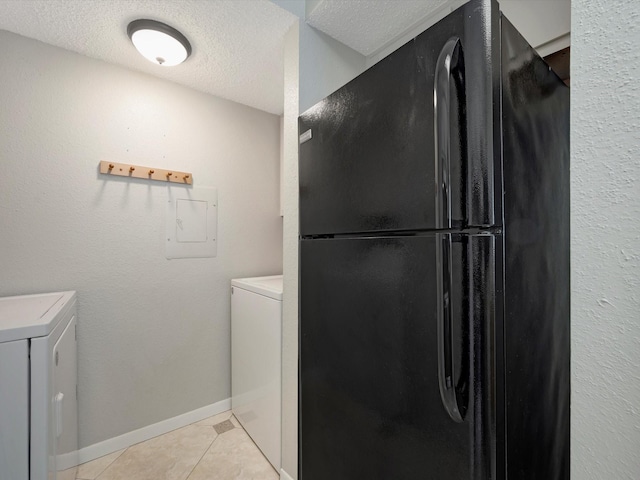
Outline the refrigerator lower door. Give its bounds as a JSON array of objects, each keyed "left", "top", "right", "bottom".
[{"left": 299, "top": 234, "right": 496, "bottom": 480}]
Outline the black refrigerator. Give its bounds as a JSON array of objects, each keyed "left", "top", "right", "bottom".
[{"left": 298, "top": 0, "right": 569, "bottom": 479}]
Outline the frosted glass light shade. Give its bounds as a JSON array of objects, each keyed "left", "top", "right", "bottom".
[{"left": 127, "top": 20, "right": 191, "bottom": 67}]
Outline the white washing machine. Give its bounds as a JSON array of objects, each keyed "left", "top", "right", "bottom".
[
  {"left": 231, "top": 275, "right": 282, "bottom": 471},
  {"left": 0, "top": 291, "right": 78, "bottom": 480}
]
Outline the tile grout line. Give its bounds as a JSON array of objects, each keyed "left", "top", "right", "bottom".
[
  {"left": 184, "top": 426, "right": 220, "bottom": 480},
  {"left": 90, "top": 447, "right": 128, "bottom": 480},
  {"left": 79, "top": 412, "right": 237, "bottom": 480}
]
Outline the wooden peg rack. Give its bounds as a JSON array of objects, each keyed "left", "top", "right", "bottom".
[{"left": 99, "top": 161, "right": 193, "bottom": 185}]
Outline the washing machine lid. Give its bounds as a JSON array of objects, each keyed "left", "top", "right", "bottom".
[
  {"left": 232, "top": 275, "right": 283, "bottom": 301},
  {"left": 0, "top": 291, "right": 76, "bottom": 343}
]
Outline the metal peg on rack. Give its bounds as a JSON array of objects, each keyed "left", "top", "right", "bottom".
[
  {"left": 149, "top": 169, "right": 155, "bottom": 175},
  {"left": 129, "top": 166, "right": 135, "bottom": 172}
]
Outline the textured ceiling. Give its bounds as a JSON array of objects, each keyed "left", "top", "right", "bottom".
[
  {"left": 0, "top": 0, "right": 460, "bottom": 116},
  {"left": 0, "top": 0, "right": 570, "bottom": 115},
  {"left": 0, "top": 0, "right": 298, "bottom": 115},
  {"left": 306, "top": 0, "right": 571, "bottom": 58},
  {"left": 306, "top": 0, "right": 452, "bottom": 56}
]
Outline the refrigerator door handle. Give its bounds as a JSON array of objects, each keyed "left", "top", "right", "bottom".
[
  {"left": 436, "top": 233, "right": 464, "bottom": 422},
  {"left": 434, "top": 37, "right": 464, "bottom": 229}
]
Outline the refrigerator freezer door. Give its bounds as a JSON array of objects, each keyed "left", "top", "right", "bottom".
[
  {"left": 299, "top": 0, "right": 500, "bottom": 236},
  {"left": 299, "top": 234, "right": 496, "bottom": 480}
]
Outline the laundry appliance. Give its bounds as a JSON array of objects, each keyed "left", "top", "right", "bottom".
[
  {"left": 0, "top": 291, "right": 78, "bottom": 480},
  {"left": 231, "top": 275, "right": 283, "bottom": 471}
]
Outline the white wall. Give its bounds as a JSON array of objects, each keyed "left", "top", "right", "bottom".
[
  {"left": 571, "top": 1, "right": 640, "bottom": 478},
  {"left": 298, "top": 26, "right": 367, "bottom": 113},
  {"left": 281, "top": 21, "right": 300, "bottom": 479},
  {"left": 499, "top": 0, "right": 570, "bottom": 56},
  {"left": 271, "top": 0, "right": 367, "bottom": 113},
  {"left": 0, "top": 31, "right": 283, "bottom": 449}
]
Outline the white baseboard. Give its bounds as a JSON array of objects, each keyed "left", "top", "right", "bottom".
[
  {"left": 57, "top": 450, "right": 79, "bottom": 471},
  {"left": 280, "top": 468, "right": 295, "bottom": 480},
  {"left": 75, "top": 398, "right": 231, "bottom": 466}
]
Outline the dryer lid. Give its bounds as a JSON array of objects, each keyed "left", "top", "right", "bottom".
[
  {"left": 232, "top": 275, "right": 283, "bottom": 301},
  {"left": 0, "top": 291, "right": 76, "bottom": 343}
]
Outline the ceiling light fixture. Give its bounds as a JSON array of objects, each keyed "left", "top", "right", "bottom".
[{"left": 127, "top": 19, "right": 192, "bottom": 67}]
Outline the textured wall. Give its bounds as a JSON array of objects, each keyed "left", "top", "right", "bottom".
[
  {"left": 0, "top": 31, "right": 283, "bottom": 448},
  {"left": 571, "top": 1, "right": 640, "bottom": 478}
]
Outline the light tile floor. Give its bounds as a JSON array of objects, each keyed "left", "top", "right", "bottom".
[{"left": 66, "top": 410, "right": 279, "bottom": 480}]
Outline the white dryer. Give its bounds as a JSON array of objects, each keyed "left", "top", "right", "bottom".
[
  {"left": 0, "top": 291, "right": 78, "bottom": 480},
  {"left": 231, "top": 275, "right": 282, "bottom": 471}
]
